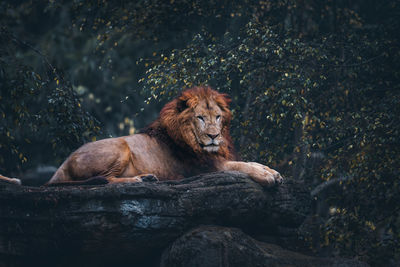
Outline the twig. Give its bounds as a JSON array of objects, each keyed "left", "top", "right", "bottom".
[
  {"left": 0, "top": 28, "right": 59, "bottom": 79},
  {"left": 311, "top": 175, "right": 353, "bottom": 197}
]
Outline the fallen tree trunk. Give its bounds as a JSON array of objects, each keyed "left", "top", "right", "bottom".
[{"left": 0, "top": 171, "right": 310, "bottom": 266}]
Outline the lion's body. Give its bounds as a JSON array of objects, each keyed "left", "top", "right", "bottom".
[
  {"left": 50, "top": 134, "right": 189, "bottom": 184},
  {"left": 1, "top": 86, "right": 282, "bottom": 186}
]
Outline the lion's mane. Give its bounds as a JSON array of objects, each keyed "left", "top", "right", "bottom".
[{"left": 142, "top": 86, "right": 237, "bottom": 167}]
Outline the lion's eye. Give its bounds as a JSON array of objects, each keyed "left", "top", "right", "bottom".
[
  {"left": 216, "top": 115, "right": 221, "bottom": 121},
  {"left": 197, "top": 116, "right": 204, "bottom": 122}
]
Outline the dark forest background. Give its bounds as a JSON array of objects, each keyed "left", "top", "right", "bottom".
[{"left": 0, "top": 1, "right": 399, "bottom": 265}]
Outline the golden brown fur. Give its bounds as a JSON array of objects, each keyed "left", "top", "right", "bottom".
[{"left": 0, "top": 86, "right": 282, "bottom": 186}]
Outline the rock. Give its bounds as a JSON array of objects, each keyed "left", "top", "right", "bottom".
[{"left": 160, "top": 226, "right": 369, "bottom": 267}]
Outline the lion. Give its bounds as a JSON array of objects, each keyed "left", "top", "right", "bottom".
[{"left": 0, "top": 86, "right": 283, "bottom": 186}]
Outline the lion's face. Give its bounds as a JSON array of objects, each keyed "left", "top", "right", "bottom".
[
  {"left": 159, "top": 86, "right": 232, "bottom": 157},
  {"left": 192, "top": 100, "right": 224, "bottom": 153}
]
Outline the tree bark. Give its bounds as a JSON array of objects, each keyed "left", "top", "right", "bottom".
[{"left": 0, "top": 171, "right": 310, "bottom": 266}]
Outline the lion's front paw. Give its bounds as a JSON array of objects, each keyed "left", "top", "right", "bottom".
[
  {"left": 268, "top": 168, "right": 284, "bottom": 185},
  {"left": 248, "top": 162, "right": 283, "bottom": 186}
]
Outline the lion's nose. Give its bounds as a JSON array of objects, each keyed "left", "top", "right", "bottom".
[{"left": 207, "top": 133, "right": 219, "bottom": 140}]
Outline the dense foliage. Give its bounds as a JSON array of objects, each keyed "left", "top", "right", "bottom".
[
  {"left": 0, "top": 1, "right": 399, "bottom": 265},
  {"left": 141, "top": 8, "right": 400, "bottom": 265},
  {"left": 0, "top": 28, "right": 99, "bottom": 173}
]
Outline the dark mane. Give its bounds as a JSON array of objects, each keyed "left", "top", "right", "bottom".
[{"left": 140, "top": 120, "right": 218, "bottom": 175}]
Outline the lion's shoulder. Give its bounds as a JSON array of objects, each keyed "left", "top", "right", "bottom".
[{"left": 138, "top": 120, "right": 197, "bottom": 160}]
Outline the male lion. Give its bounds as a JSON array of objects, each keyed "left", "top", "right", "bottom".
[{"left": 0, "top": 86, "right": 283, "bottom": 186}]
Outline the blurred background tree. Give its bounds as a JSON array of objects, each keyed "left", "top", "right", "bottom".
[{"left": 0, "top": 0, "right": 399, "bottom": 265}]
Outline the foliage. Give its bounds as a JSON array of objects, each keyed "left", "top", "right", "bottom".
[{"left": 0, "top": 29, "right": 99, "bottom": 173}]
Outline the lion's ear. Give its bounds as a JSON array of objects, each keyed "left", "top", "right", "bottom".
[
  {"left": 215, "top": 93, "right": 231, "bottom": 110},
  {"left": 176, "top": 98, "right": 188, "bottom": 112},
  {"left": 177, "top": 94, "right": 199, "bottom": 112},
  {"left": 222, "top": 94, "right": 232, "bottom": 106}
]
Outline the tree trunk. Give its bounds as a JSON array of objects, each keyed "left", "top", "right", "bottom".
[
  {"left": 0, "top": 171, "right": 310, "bottom": 266},
  {"left": 0, "top": 171, "right": 367, "bottom": 266}
]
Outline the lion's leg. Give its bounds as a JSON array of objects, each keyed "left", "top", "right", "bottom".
[
  {"left": 46, "top": 174, "right": 158, "bottom": 186},
  {"left": 48, "top": 138, "right": 136, "bottom": 185},
  {"left": 217, "top": 160, "right": 283, "bottom": 186},
  {"left": 106, "top": 177, "right": 142, "bottom": 184},
  {"left": 107, "top": 174, "right": 159, "bottom": 184},
  {"left": 0, "top": 174, "right": 21, "bottom": 185}
]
